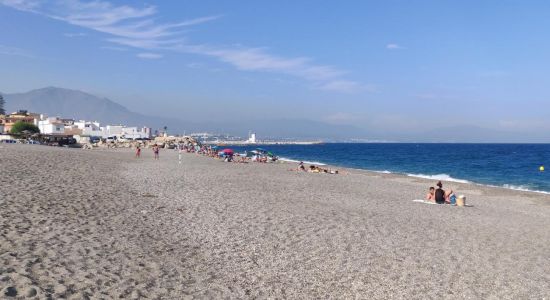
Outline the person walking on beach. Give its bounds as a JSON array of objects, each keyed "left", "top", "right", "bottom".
[
  {"left": 178, "top": 143, "right": 184, "bottom": 164},
  {"left": 135, "top": 145, "right": 141, "bottom": 158},
  {"left": 153, "top": 144, "right": 160, "bottom": 160}
]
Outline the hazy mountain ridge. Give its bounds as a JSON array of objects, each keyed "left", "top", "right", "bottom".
[
  {"left": 1, "top": 87, "right": 369, "bottom": 139},
  {"left": 4, "top": 87, "right": 152, "bottom": 126}
]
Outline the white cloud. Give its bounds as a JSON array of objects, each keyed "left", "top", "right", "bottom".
[
  {"left": 0, "top": 44, "right": 34, "bottom": 58},
  {"left": 64, "top": 32, "right": 86, "bottom": 37},
  {"left": 100, "top": 46, "right": 128, "bottom": 51},
  {"left": 1, "top": 0, "right": 364, "bottom": 93},
  {"left": 182, "top": 46, "right": 346, "bottom": 82},
  {"left": 186, "top": 62, "right": 203, "bottom": 69},
  {"left": 137, "top": 52, "right": 162, "bottom": 59},
  {"left": 386, "top": 43, "right": 403, "bottom": 50},
  {"left": 316, "top": 80, "right": 361, "bottom": 93},
  {"left": 1, "top": 0, "right": 218, "bottom": 49},
  {"left": 316, "top": 81, "right": 377, "bottom": 93},
  {"left": 0, "top": 0, "right": 39, "bottom": 12}
]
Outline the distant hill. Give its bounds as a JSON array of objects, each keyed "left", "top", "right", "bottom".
[
  {"left": 1, "top": 87, "right": 369, "bottom": 139},
  {"left": 3, "top": 87, "right": 161, "bottom": 127}
]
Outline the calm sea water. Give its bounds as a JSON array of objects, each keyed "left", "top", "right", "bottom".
[{"left": 229, "top": 143, "right": 550, "bottom": 193}]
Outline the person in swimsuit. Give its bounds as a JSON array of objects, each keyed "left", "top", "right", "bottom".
[
  {"left": 426, "top": 187, "right": 435, "bottom": 202},
  {"left": 153, "top": 144, "right": 159, "bottom": 160},
  {"left": 434, "top": 181, "right": 452, "bottom": 204},
  {"left": 135, "top": 145, "right": 141, "bottom": 158}
]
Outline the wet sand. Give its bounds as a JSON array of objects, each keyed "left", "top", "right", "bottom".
[{"left": 1, "top": 144, "right": 549, "bottom": 299}]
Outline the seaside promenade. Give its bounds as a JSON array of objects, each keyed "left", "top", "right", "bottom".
[{"left": 1, "top": 144, "right": 549, "bottom": 298}]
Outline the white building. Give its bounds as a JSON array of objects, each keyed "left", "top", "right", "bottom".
[
  {"left": 36, "top": 116, "right": 65, "bottom": 135},
  {"left": 103, "top": 125, "right": 123, "bottom": 137},
  {"left": 247, "top": 131, "right": 257, "bottom": 143},
  {"left": 120, "top": 126, "right": 151, "bottom": 139},
  {"left": 74, "top": 120, "right": 103, "bottom": 137},
  {"left": 68, "top": 119, "right": 151, "bottom": 139}
]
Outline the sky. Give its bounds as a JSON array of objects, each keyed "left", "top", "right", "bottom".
[{"left": 1, "top": 0, "right": 550, "bottom": 141}]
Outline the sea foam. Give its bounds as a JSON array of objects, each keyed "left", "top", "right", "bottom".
[
  {"left": 501, "top": 184, "right": 550, "bottom": 195},
  {"left": 279, "top": 157, "right": 327, "bottom": 166},
  {"left": 374, "top": 170, "right": 392, "bottom": 174},
  {"left": 406, "top": 173, "right": 470, "bottom": 184}
]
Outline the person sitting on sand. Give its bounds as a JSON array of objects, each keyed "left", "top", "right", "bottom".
[
  {"left": 309, "top": 165, "right": 321, "bottom": 173},
  {"left": 434, "top": 181, "right": 452, "bottom": 204},
  {"left": 426, "top": 187, "right": 435, "bottom": 202},
  {"left": 289, "top": 162, "right": 307, "bottom": 172}
]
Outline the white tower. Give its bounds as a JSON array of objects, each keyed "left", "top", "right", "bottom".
[{"left": 248, "top": 131, "right": 256, "bottom": 143}]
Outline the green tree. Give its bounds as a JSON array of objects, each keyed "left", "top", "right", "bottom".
[
  {"left": 10, "top": 121, "right": 40, "bottom": 134},
  {"left": 0, "top": 94, "right": 5, "bottom": 115}
]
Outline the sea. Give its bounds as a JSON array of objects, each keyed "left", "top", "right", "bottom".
[{"left": 229, "top": 143, "right": 550, "bottom": 194}]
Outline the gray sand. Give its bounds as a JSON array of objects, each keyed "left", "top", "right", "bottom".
[{"left": 1, "top": 144, "right": 549, "bottom": 299}]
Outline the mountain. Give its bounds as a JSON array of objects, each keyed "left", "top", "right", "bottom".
[
  {"left": 3, "top": 87, "right": 544, "bottom": 142},
  {"left": 3, "top": 87, "right": 178, "bottom": 128},
  {"left": 1, "top": 87, "right": 369, "bottom": 139}
]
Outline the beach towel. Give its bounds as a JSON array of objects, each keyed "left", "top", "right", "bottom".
[{"left": 412, "top": 199, "right": 437, "bottom": 205}]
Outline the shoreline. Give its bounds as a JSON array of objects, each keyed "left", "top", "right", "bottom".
[{"left": 275, "top": 154, "right": 550, "bottom": 196}]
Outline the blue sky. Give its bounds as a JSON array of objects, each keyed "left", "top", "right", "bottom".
[{"left": 1, "top": 0, "right": 549, "bottom": 140}]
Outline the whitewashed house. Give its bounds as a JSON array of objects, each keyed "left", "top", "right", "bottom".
[
  {"left": 74, "top": 120, "right": 103, "bottom": 137},
  {"left": 69, "top": 120, "right": 152, "bottom": 140},
  {"left": 36, "top": 116, "right": 65, "bottom": 135},
  {"left": 120, "top": 126, "right": 152, "bottom": 139},
  {"left": 104, "top": 125, "right": 123, "bottom": 137}
]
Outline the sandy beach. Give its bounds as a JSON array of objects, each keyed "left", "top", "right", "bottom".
[{"left": 1, "top": 144, "right": 549, "bottom": 299}]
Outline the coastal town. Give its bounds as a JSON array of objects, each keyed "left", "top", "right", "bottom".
[
  {"left": 0, "top": 108, "right": 322, "bottom": 148},
  {"left": 0, "top": 109, "right": 155, "bottom": 146}
]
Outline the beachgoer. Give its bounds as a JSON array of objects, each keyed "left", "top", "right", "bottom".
[
  {"left": 299, "top": 162, "right": 306, "bottom": 171},
  {"left": 135, "top": 146, "right": 141, "bottom": 158},
  {"left": 178, "top": 144, "right": 183, "bottom": 164},
  {"left": 153, "top": 144, "right": 160, "bottom": 160},
  {"left": 426, "top": 187, "right": 435, "bottom": 202},
  {"left": 434, "top": 181, "right": 452, "bottom": 204}
]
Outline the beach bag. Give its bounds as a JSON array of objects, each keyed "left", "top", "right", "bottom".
[
  {"left": 449, "top": 194, "right": 456, "bottom": 205},
  {"left": 456, "top": 195, "right": 466, "bottom": 206}
]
